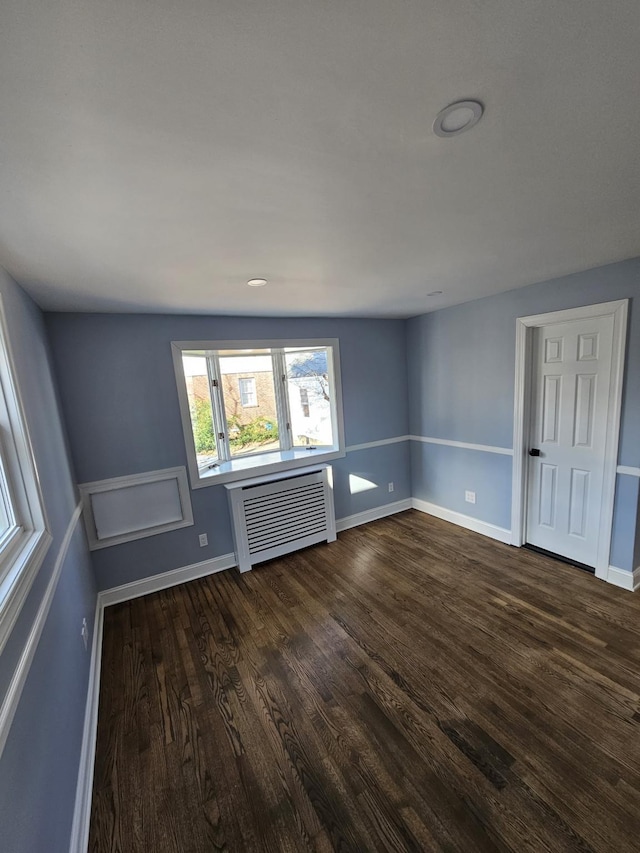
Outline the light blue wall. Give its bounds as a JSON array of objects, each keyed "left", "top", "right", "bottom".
[
  {"left": 0, "top": 256, "right": 635, "bottom": 850},
  {"left": 0, "top": 270, "right": 97, "bottom": 853},
  {"left": 407, "top": 257, "right": 640, "bottom": 571},
  {"left": 410, "top": 443, "right": 513, "bottom": 530},
  {"left": 46, "top": 314, "right": 411, "bottom": 590},
  {"left": 610, "top": 474, "right": 639, "bottom": 571}
]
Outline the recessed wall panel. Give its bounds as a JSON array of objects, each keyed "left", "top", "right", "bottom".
[
  {"left": 79, "top": 466, "right": 194, "bottom": 550},
  {"left": 91, "top": 479, "right": 183, "bottom": 540}
]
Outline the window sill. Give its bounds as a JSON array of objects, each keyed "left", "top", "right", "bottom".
[
  {"left": 0, "top": 528, "right": 52, "bottom": 655},
  {"left": 192, "top": 447, "right": 345, "bottom": 487}
]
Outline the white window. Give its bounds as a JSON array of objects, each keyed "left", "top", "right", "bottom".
[
  {"left": 299, "top": 387, "right": 310, "bottom": 418},
  {"left": 238, "top": 377, "right": 257, "bottom": 407},
  {"left": 172, "top": 339, "right": 345, "bottom": 486},
  {"left": 0, "top": 296, "right": 51, "bottom": 653}
]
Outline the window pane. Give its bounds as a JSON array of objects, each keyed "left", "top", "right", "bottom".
[
  {"left": 182, "top": 355, "right": 218, "bottom": 469},
  {"left": 285, "top": 349, "right": 334, "bottom": 446},
  {"left": 0, "top": 486, "right": 10, "bottom": 540},
  {"left": 219, "top": 355, "right": 280, "bottom": 457},
  {"left": 0, "top": 448, "right": 14, "bottom": 540},
  {"left": 238, "top": 377, "right": 257, "bottom": 407}
]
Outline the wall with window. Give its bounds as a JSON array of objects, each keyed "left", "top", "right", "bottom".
[
  {"left": 224, "top": 372, "right": 274, "bottom": 423},
  {"left": 406, "top": 257, "right": 640, "bottom": 574},
  {"left": 47, "top": 313, "right": 410, "bottom": 590},
  {"left": 0, "top": 270, "right": 96, "bottom": 853}
]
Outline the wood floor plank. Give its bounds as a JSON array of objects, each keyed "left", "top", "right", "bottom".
[{"left": 89, "top": 510, "right": 640, "bottom": 852}]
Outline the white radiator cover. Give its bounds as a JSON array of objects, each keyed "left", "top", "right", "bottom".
[{"left": 225, "top": 466, "right": 336, "bottom": 572}]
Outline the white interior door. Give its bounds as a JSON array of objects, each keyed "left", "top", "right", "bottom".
[{"left": 525, "top": 315, "right": 614, "bottom": 566}]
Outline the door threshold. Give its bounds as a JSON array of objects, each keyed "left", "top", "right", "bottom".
[{"left": 523, "top": 544, "right": 595, "bottom": 575}]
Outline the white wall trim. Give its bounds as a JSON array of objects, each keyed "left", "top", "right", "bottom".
[
  {"left": 99, "top": 552, "right": 237, "bottom": 608},
  {"left": 409, "top": 435, "right": 513, "bottom": 456},
  {"left": 0, "top": 502, "right": 82, "bottom": 759},
  {"left": 511, "top": 299, "right": 629, "bottom": 572},
  {"left": 70, "top": 497, "right": 413, "bottom": 849},
  {"left": 67, "top": 482, "right": 636, "bottom": 848},
  {"left": 68, "top": 596, "right": 104, "bottom": 853},
  {"left": 346, "top": 434, "right": 516, "bottom": 455},
  {"left": 79, "top": 466, "right": 194, "bottom": 551},
  {"left": 412, "top": 498, "right": 512, "bottom": 544},
  {"left": 344, "top": 436, "right": 639, "bottom": 474},
  {"left": 336, "top": 498, "right": 412, "bottom": 532},
  {"left": 98, "top": 499, "right": 416, "bottom": 606},
  {"left": 601, "top": 565, "right": 640, "bottom": 592},
  {"left": 345, "top": 436, "right": 410, "bottom": 453},
  {"left": 617, "top": 465, "right": 640, "bottom": 478},
  {"left": 69, "top": 548, "right": 237, "bottom": 851}
]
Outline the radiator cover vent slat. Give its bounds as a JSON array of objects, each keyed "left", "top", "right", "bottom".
[
  {"left": 246, "top": 508, "right": 328, "bottom": 538},
  {"left": 226, "top": 466, "right": 336, "bottom": 572}
]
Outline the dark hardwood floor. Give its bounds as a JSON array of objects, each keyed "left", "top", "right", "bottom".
[{"left": 89, "top": 510, "right": 640, "bottom": 852}]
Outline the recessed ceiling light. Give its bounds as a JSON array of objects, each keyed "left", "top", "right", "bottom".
[
  {"left": 427, "top": 290, "right": 443, "bottom": 296},
  {"left": 433, "top": 100, "right": 483, "bottom": 138},
  {"left": 247, "top": 278, "right": 267, "bottom": 287}
]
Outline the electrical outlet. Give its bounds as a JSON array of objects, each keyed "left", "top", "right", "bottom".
[
  {"left": 199, "top": 533, "right": 208, "bottom": 547},
  {"left": 81, "top": 618, "right": 89, "bottom": 652},
  {"left": 388, "top": 482, "right": 394, "bottom": 493},
  {"left": 465, "top": 490, "right": 476, "bottom": 504}
]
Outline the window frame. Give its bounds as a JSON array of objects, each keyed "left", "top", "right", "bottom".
[
  {"left": 0, "top": 295, "right": 51, "bottom": 655},
  {"left": 238, "top": 377, "right": 257, "bottom": 408},
  {"left": 172, "top": 338, "right": 346, "bottom": 488}
]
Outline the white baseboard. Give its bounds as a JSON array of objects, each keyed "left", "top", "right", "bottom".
[
  {"left": 411, "top": 498, "right": 512, "bottom": 544},
  {"left": 412, "top": 499, "right": 639, "bottom": 591},
  {"left": 69, "top": 551, "right": 238, "bottom": 852},
  {"left": 601, "top": 565, "right": 640, "bottom": 592},
  {"left": 0, "top": 503, "right": 82, "bottom": 760},
  {"left": 99, "top": 501, "right": 414, "bottom": 606},
  {"left": 68, "top": 601, "right": 104, "bottom": 853},
  {"left": 73, "top": 552, "right": 237, "bottom": 851},
  {"left": 70, "top": 498, "right": 413, "bottom": 850},
  {"left": 336, "top": 498, "right": 413, "bottom": 532},
  {"left": 99, "top": 552, "right": 237, "bottom": 608},
  {"left": 67, "top": 494, "right": 638, "bottom": 850}
]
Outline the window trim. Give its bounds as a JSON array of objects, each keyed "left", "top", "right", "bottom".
[
  {"left": 238, "top": 377, "right": 258, "bottom": 407},
  {"left": 0, "top": 295, "right": 51, "bottom": 656},
  {"left": 172, "top": 338, "right": 346, "bottom": 488}
]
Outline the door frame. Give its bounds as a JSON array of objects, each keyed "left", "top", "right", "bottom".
[{"left": 511, "top": 299, "right": 628, "bottom": 577}]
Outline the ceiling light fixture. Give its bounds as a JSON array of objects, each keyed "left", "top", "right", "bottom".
[
  {"left": 433, "top": 100, "right": 483, "bottom": 138},
  {"left": 247, "top": 278, "right": 267, "bottom": 287}
]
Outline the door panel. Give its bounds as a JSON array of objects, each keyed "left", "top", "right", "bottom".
[
  {"left": 577, "top": 333, "right": 599, "bottom": 361},
  {"left": 525, "top": 315, "right": 614, "bottom": 566},
  {"left": 538, "top": 463, "right": 557, "bottom": 528},
  {"left": 568, "top": 469, "right": 590, "bottom": 538},
  {"left": 544, "top": 337, "right": 563, "bottom": 363},
  {"left": 542, "top": 375, "right": 561, "bottom": 443},
  {"left": 573, "top": 374, "right": 596, "bottom": 448}
]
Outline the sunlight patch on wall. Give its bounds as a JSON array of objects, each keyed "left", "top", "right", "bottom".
[{"left": 349, "top": 474, "right": 378, "bottom": 494}]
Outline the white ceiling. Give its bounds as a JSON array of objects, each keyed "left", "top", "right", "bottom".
[{"left": 1, "top": 0, "right": 639, "bottom": 317}]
